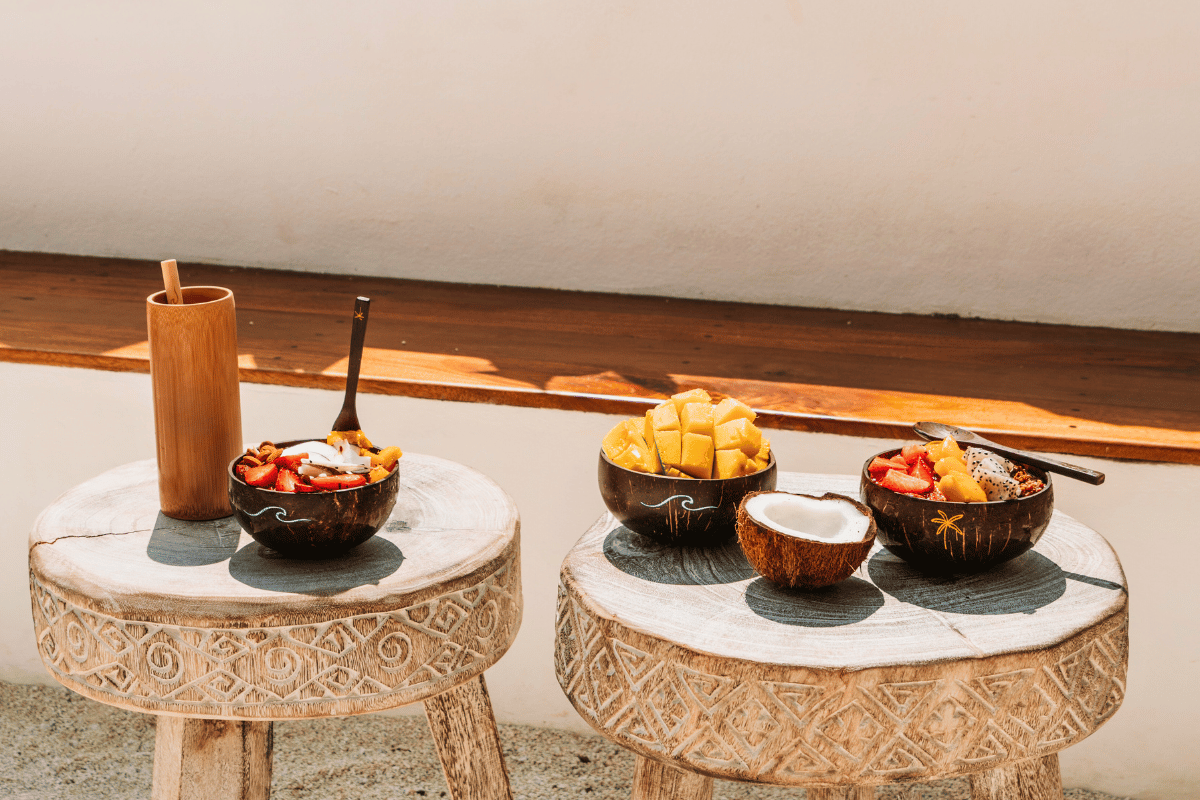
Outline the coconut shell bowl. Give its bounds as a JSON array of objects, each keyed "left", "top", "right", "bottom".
[
  {"left": 860, "top": 448, "right": 1054, "bottom": 575},
  {"left": 598, "top": 450, "right": 777, "bottom": 546},
  {"left": 228, "top": 440, "right": 400, "bottom": 559}
]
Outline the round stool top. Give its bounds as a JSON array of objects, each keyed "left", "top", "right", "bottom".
[
  {"left": 30, "top": 455, "right": 521, "bottom": 720},
  {"left": 555, "top": 472, "right": 1128, "bottom": 786}
]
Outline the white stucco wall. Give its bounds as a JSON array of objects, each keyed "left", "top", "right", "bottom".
[
  {"left": 2, "top": 1, "right": 1199, "bottom": 331},
  {"left": 2, "top": 362, "right": 1197, "bottom": 798}
]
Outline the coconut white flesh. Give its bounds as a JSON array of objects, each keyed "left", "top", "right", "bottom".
[
  {"left": 744, "top": 493, "right": 870, "bottom": 543},
  {"left": 280, "top": 441, "right": 341, "bottom": 461}
]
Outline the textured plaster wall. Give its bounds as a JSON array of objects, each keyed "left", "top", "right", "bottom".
[
  {"left": 2, "top": 362, "right": 1198, "bottom": 799},
  {"left": 2, "top": 1, "right": 1199, "bottom": 331}
]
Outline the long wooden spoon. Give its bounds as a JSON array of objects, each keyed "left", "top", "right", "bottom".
[
  {"left": 331, "top": 296, "right": 371, "bottom": 434},
  {"left": 913, "top": 421, "right": 1105, "bottom": 485}
]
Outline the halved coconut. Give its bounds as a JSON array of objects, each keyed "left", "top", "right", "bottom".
[{"left": 736, "top": 491, "right": 876, "bottom": 589}]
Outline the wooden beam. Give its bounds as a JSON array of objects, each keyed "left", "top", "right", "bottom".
[{"left": 2, "top": 250, "right": 1197, "bottom": 463}]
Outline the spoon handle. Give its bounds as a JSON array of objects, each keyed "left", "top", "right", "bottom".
[
  {"left": 332, "top": 296, "right": 370, "bottom": 433},
  {"left": 914, "top": 424, "right": 1105, "bottom": 485}
]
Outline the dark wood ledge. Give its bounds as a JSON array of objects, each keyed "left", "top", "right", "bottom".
[{"left": 2, "top": 250, "right": 1197, "bottom": 463}]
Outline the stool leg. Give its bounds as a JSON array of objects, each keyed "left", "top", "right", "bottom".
[
  {"left": 808, "top": 787, "right": 875, "bottom": 800},
  {"left": 424, "top": 674, "right": 514, "bottom": 800},
  {"left": 970, "top": 753, "right": 1064, "bottom": 800},
  {"left": 151, "top": 717, "right": 273, "bottom": 800},
  {"left": 631, "top": 755, "right": 713, "bottom": 800}
]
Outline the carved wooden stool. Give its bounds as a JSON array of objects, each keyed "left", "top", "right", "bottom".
[
  {"left": 29, "top": 454, "right": 521, "bottom": 800},
  {"left": 555, "top": 472, "right": 1127, "bottom": 800}
]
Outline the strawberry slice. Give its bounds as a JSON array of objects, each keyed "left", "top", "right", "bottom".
[
  {"left": 274, "top": 453, "right": 307, "bottom": 471},
  {"left": 879, "top": 468, "right": 933, "bottom": 495},
  {"left": 901, "top": 444, "right": 927, "bottom": 464},
  {"left": 868, "top": 456, "right": 908, "bottom": 477},
  {"left": 243, "top": 463, "right": 278, "bottom": 488},
  {"left": 309, "top": 473, "right": 368, "bottom": 491},
  {"left": 275, "top": 469, "right": 302, "bottom": 493},
  {"left": 909, "top": 457, "right": 935, "bottom": 484}
]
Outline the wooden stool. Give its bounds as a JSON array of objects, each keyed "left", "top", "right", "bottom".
[
  {"left": 555, "top": 472, "right": 1127, "bottom": 800},
  {"left": 29, "top": 455, "right": 521, "bottom": 800}
]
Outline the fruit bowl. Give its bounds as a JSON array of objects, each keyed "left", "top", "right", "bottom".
[
  {"left": 598, "top": 450, "right": 777, "bottom": 546},
  {"left": 228, "top": 439, "right": 400, "bottom": 559},
  {"left": 860, "top": 448, "right": 1053, "bottom": 574}
]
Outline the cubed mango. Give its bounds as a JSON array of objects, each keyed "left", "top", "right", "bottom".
[
  {"left": 713, "top": 397, "right": 756, "bottom": 426},
  {"left": 714, "top": 418, "right": 762, "bottom": 457},
  {"left": 679, "top": 432, "right": 714, "bottom": 479},
  {"left": 670, "top": 388, "right": 712, "bottom": 414},
  {"left": 680, "top": 402, "right": 714, "bottom": 438},
  {"left": 714, "top": 449, "right": 749, "bottom": 479}
]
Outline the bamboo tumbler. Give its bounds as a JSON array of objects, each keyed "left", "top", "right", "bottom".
[{"left": 147, "top": 286, "right": 243, "bottom": 519}]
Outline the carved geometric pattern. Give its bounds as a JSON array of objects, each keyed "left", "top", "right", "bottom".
[
  {"left": 30, "top": 561, "right": 518, "bottom": 718},
  {"left": 555, "top": 580, "right": 1128, "bottom": 786}
]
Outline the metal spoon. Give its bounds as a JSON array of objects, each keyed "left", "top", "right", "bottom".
[
  {"left": 913, "top": 421, "right": 1105, "bottom": 485},
  {"left": 331, "top": 296, "right": 370, "bottom": 434}
]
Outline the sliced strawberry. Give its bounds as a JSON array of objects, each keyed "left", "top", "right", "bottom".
[
  {"left": 901, "top": 443, "right": 926, "bottom": 464},
  {"left": 234, "top": 464, "right": 250, "bottom": 477},
  {"left": 879, "top": 468, "right": 933, "bottom": 495},
  {"left": 309, "top": 473, "right": 368, "bottom": 491},
  {"left": 273, "top": 453, "right": 306, "bottom": 471},
  {"left": 275, "top": 469, "right": 302, "bottom": 493},
  {"left": 909, "top": 457, "right": 935, "bottom": 484},
  {"left": 868, "top": 456, "right": 908, "bottom": 477},
  {"left": 243, "top": 463, "right": 278, "bottom": 488}
]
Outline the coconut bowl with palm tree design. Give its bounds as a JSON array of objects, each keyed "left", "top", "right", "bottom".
[
  {"left": 598, "top": 450, "right": 777, "bottom": 546},
  {"left": 860, "top": 448, "right": 1054, "bottom": 575}
]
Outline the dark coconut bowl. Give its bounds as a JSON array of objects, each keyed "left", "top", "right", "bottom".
[
  {"left": 598, "top": 450, "right": 777, "bottom": 546},
  {"left": 228, "top": 439, "right": 400, "bottom": 559},
  {"left": 860, "top": 448, "right": 1053, "bottom": 575},
  {"left": 736, "top": 491, "right": 876, "bottom": 589}
]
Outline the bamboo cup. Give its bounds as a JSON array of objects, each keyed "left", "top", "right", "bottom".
[{"left": 147, "top": 286, "right": 243, "bottom": 519}]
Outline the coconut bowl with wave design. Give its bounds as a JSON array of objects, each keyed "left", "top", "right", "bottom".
[
  {"left": 598, "top": 450, "right": 776, "bottom": 546},
  {"left": 228, "top": 439, "right": 400, "bottom": 559}
]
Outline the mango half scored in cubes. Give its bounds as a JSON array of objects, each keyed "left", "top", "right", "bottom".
[{"left": 602, "top": 390, "right": 771, "bottom": 479}]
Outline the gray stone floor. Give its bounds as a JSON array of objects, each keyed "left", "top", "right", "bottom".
[{"left": 1, "top": 683, "right": 1132, "bottom": 800}]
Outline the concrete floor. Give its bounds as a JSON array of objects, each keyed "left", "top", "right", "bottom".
[{"left": 1, "top": 682, "right": 1133, "bottom": 800}]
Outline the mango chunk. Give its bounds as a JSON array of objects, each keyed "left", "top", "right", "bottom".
[
  {"left": 603, "top": 420, "right": 657, "bottom": 473},
  {"left": 664, "top": 466, "right": 689, "bottom": 478},
  {"left": 926, "top": 436, "right": 965, "bottom": 463},
  {"left": 679, "top": 432, "right": 714, "bottom": 479},
  {"left": 714, "top": 418, "right": 762, "bottom": 457},
  {"left": 714, "top": 449, "right": 749, "bottom": 479},
  {"left": 680, "top": 402, "right": 714, "bottom": 438},
  {"left": 650, "top": 402, "right": 681, "bottom": 432},
  {"left": 713, "top": 397, "right": 756, "bottom": 426},
  {"left": 934, "top": 457, "right": 971, "bottom": 477},
  {"left": 371, "top": 446, "right": 403, "bottom": 469},
  {"left": 642, "top": 410, "right": 663, "bottom": 473},
  {"left": 753, "top": 439, "right": 771, "bottom": 470},
  {"left": 670, "top": 388, "right": 712, "bottom": 414},
  {"left": 654, "top": 430, "right": 683, "bottom": 468},
  {"left": 368, "top": 465, "right": 391, "bottom": 484},
  {"left": 938, "top": 472, "right": 988, "bottom": 503}
]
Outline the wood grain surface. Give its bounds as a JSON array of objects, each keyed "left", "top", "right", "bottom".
[
  {"left": 631, "top": 755, "right": 714, "bottom": 800},
  {"left": 28, "top": 454, "right": 522, "bottom": 720},
  {"left": 969, "top": 753, "right": 1063, "bottom": 800},
  {"left": 151, "top": 717, "right": 272, "bottom": 800},
  {"left": 2, "top": 250, "right": 1196, "bottom": 463},
  {"left": 555, "top": 472, "right": 1128, "bottom": 788},
  {"left": 424, "top": 674, "right": 515, "bottom": 800}
]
